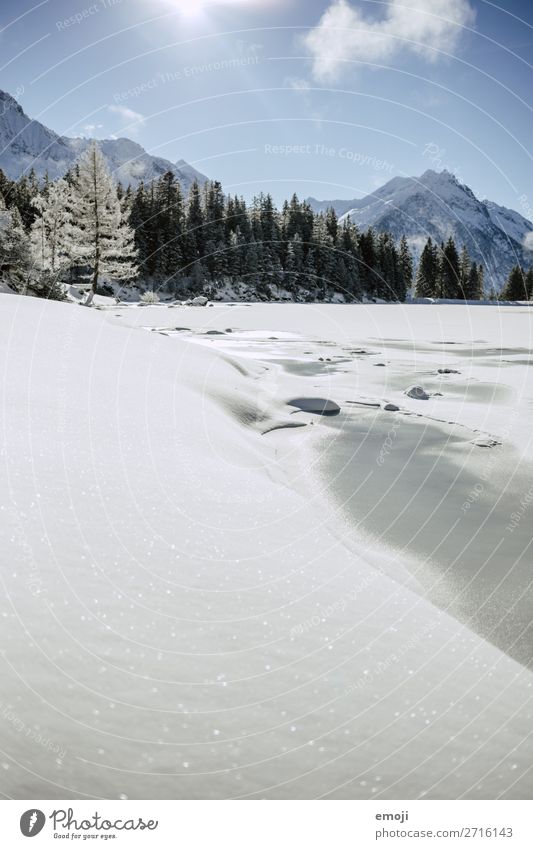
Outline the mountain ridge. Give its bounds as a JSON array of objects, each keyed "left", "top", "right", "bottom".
[
  {"left": 0, "top": 89, "right": 208, "bottom": 191},
  {"left": 308, "top": 169, "right": 533, "bottom": 288}
]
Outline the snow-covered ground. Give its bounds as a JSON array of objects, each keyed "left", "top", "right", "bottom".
[{"left": 0, "top": 296, "right": 532, "bottom": 800}]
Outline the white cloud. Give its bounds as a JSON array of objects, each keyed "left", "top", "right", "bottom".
[
  {"left": 523, "top": 232, "right": 533, "bottom": 251},
  {"left": 83, "top": 123, "right": 103, "bottom": 134},
  {"left": 284, "top": 76, "right": 312, "bottom": 92},
  {"left": 108, "top": 104, "right": 146, "bottom": 129},
  {"left": 303, "top": 0, "right": 475, "bottom": 82}
]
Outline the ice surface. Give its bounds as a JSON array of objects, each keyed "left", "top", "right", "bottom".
[{"left": 0, "top": 297, "right": 532, "bottom": 800}]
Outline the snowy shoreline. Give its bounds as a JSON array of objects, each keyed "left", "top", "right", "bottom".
[{"left": 1, "top": 296, "right": 532, "bottom": 800}]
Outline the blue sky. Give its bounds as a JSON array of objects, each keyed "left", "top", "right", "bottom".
[{"left": 0, "top": 0, "right": 531, "bottom": 211}]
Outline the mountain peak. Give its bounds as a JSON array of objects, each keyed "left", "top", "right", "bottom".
[
  {"left": 0, "top": 89, "right": 28, "bottom": 122},
  {"left": 420, "top": 168, "right": 461, "bottom": 186},
  {"left": 307, "top": 169, "right": 532, "bottom": 289},
  {"left": 0, "top": 89, "right": 207, "bottom": 190}
]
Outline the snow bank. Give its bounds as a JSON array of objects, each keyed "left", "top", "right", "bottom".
[{"left": 0, "top": 296, "right": 532, "bottom": 800}]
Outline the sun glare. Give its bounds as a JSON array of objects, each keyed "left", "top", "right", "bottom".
[{"left": 170, "top": 0, "right": 266, "bottom": 19}]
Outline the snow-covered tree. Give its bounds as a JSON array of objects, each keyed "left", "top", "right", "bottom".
[
  {"left": 70, "top": 142, "right": 137, "bottom": 303},
  {"left": 0, "top": 197, "right": 31, "bottom": 292},
  {"left": 29, "top": 178, "right": 73, "bottom": 298}
]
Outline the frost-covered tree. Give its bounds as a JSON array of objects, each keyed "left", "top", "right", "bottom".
[
  {"left": 0, "top": 198, "right": 31, "bottom": 292},
  {"left": 29, "top": 179, "right": 73, "bottom": 298},
  {"left": 70, "top": 142, "right": 137, "bottom": 303}
]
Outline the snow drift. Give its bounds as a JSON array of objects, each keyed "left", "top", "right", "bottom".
[{"left": 0, "top": 296, "right": 532, "bottom": 800}]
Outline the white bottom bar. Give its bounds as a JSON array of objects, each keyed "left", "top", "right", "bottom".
[{"left": 2, "top": 800, "right": 532, "bottom": 848}]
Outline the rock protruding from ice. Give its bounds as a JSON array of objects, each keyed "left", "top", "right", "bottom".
[
  {"left": 472, "top": 436, "right": 501, "bottom": 448},
  {"left": 437, "top": 368, "right": 461, "bottom": 374},
  {"left": 404, "top": 385, "right": 430, "bottom": 400},
  {"left": 382, "top": 402, "right": 400, "bottom": 411},
  {"left": 288, "top": 397, "right": 341, "bottom": 415}
]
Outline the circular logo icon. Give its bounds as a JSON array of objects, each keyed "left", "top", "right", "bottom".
[{"left": 20, "top": 810, "right": 46, "bottom": 837}]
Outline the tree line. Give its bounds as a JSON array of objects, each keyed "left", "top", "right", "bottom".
[
  {"left": 0, "top": 147, "right": 412, "bottom": 302},
  {"left": 414, "top": 236, "right": 484, "bottom": 300},
  {"left": 126, "top": 171, "right": 414, "bottom": 302},
  {"left": 5, "top": 143, "right": 524, "bottom": 303}
]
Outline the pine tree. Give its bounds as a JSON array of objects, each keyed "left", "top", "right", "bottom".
[
  {"left": 324, "top": 207, "right": 338, "bottom": 244},
  {"left": 185, "top": 181, "right": 205, "bottom": 273},
  {"left": 310, "top": 213, "right": 335, "bottom": 293},
  {"left": 525, "top": 267, "right": 533, "bottom": 300},
  {"left": 284, "top": 233, "right": 304, "bottom": 291},
  {"left": 501, "top": 265, "right": 528, "bottom": 300},
  {"left": 398, "top": 235, "right": 413, "bottom": 297},
  {"left": 375, "top": 232, "right": 396, "bottom": 300},
  {"left": 0, "top": 168, "right": 14, "bottom": 207},
  {"left": 458, "top": 245, "right": 470, "bottom": 299},
  {"left": 154, "top": 171, "right": 184, "bottom": 284},
  {"left": 0, "top": 198, "right": 31, "bottom": 292},
  {"left": 359, "top": 228, "right": 377, "bottom": 296},
  {"left": 415, "top": 237, "right": 438, "bottom": 297},
  {"left": 14, "top": 173, "right": 38, "bottom": 229},
  {"left": 70, "top": 142, "right": 137, "bottom": 303},
  {"left": 464, "top": 261, "right": 483, "bottom": 300},
  {"left": 438, "top": 236, "right": 461, "bottom": 299},
  {"left": 337, "top": 220, "right": 362, "bottom": 299}
]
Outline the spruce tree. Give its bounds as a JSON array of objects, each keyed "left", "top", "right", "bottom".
[
  {"left": 438, "top": 236, "right": 461, "bottom": 299},
  {"left": 154, "top": 171, "right": 183, "bottom": 284},
  {"left": 398, "top": 235, "right": 413, "bottom": 297},
  {"left": 525, "top": 267, "right": 533, "bottom": 300},
  {"left": 502, "top": 265, "right": 528, "bottom": 300},
  {"left": 458, "top": 245, "right": 470, "bottom": 299},
  {"left": 464, "top": 261, "right": 483, "bottom": 300},
  {"left": 415, "top": 237, "right": 438, "bottom": 297},
  {"left": 185, "top": 181, "right": 205, "bottom": 275},
  {"left": 0, "top": 199, "right": 31, "bottom": 293}
]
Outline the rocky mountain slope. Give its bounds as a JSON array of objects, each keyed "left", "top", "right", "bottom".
[
  {"left": 309, "top": 169, "right": 533, "bottom": 289},
  {"left": 0, "top": 89, "right": 207, "bottom": 190}
]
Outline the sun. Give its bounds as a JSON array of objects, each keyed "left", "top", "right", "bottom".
[
  {"left": 168, "top": 0, "right": 266, "bottom": 17},
  {"left": 158, "top": 0, "right": 276, "bottom": 27}
]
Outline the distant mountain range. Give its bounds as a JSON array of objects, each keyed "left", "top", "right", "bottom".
[
  {"left": 1, "top": 89, "right": 531, "bottom": 290},
  {"left": 308, "top": 169, "right": 533, "bottom": 289},
  {"left": 0, "top": 89, "right": 207, "bottom": 191}
]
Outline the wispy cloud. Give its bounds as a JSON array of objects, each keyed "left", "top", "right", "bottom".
[
  {"left": 83, "top": 123, "right": 103, "bottom": 134},
  {"left": 284, "top": 76, "right": 312, "bottom": 92},
  {"left": 303, "top": 0, "right": 475, "bottom": 82},
  {"left": 108, "top": 104, "right": 146, "bottom": 133}
]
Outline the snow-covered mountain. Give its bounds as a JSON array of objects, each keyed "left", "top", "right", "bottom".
[
  {"left": 308, "top": 169, "right": 533, "bottom": 289},
  {"left": 0, "top": 89, "right": 207, "bottom": 190}
]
